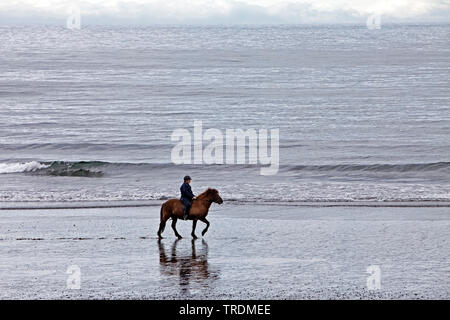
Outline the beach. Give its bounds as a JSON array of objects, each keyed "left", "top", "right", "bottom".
[
  {"left": 1, "top": 3, "right": 450, "bottom": 308},
  {"left": 0, "top": 24, "right": 449, "bottom": 300},
  {"left": 1, "top": 203, "right": 448, "bottom": 299}
]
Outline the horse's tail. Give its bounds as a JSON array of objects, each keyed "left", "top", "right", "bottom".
[
  {"left": 160, "top": 202, "right": 169, "bottom": 222},
  {"left": 157, "top": 202, "right": 167, "bottom": 238}
]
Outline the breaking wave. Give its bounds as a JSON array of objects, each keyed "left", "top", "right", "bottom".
[
  {"left": 0, "top": 161, "right": 50, "bottom": 174},
  {"left": 0, "top": 159, "right": 450, "bottom": 204},
  {"left": 0, "top": 161, "right": 104, "bottom": 177},
  {"left": 1, "top": 160, "right": 449, "bottom": 178}
]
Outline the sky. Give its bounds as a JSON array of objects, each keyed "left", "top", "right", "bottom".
[{"left": 0, "top": 0, "right": 449, "bottom": 25}]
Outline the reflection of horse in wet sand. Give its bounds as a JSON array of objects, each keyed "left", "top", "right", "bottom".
[
  {"left": 158, "top": 239, "right": 218, "bottom": 293},
  {"left": 158, "top": 188, "right": 223, "bottom": 239}
]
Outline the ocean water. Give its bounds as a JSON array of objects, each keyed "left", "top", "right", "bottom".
[{"left": 0, "top": 24, "right": 449, "bottom": 204}]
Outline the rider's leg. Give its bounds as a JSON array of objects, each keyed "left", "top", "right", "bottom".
[
  {"left": 183, "top": 203, "right": 191, "bottom": 220},
  {"left": 182, "top": 205, "right": 187, "bottom": 220}
]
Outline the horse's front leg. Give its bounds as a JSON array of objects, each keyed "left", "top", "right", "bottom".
[
  {"left": 191, "top": 219, "right": 198, "bottom": 239},
  {"left": 200, "top": 218, "right": 210, "bottom": 236}
]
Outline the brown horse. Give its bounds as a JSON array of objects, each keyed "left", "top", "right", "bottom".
[{"left": 157, "top": 188, "right": 223, "bottom": 239}]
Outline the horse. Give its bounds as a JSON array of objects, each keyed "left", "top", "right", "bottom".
[{"left": 157, "top": 188, "right": 223, "bottom": 239}]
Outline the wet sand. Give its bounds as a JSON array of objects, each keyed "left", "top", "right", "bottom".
[{"left": 0, "top": 203, "right": 448, "bottom": 299}]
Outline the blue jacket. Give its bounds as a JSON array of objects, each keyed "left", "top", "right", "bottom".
[{"left": 180, "top": 182, "right": 195, "bottom": 205}]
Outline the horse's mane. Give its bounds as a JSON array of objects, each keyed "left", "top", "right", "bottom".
[{"left": 197, "top": 188, "right": 219, "bottom": 199}]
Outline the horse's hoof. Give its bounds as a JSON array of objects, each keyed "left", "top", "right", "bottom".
[
  {"left": 201, "top": 231, "right": 207, "bottom": 236},
  {"left": 192, "top": 235, "right": 198, "bottom": 239}
]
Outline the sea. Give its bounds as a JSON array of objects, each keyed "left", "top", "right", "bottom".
[{"left": 0, "top": 24, "right": 449, "bottom": 206}]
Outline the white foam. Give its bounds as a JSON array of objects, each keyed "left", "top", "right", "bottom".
[{"left": 0, "top": 161, "right": 49, "bottom": 174}]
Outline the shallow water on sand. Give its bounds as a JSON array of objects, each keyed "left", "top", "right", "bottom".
[{"left": 0, "top": 205, "right": 448, "bottom": 299}]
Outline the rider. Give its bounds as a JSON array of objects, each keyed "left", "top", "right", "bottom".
[{"left": 180, "top": 175, "right": 196, "bottom": 220}]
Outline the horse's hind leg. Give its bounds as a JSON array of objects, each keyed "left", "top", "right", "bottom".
[
  {"left": 191, "top": 219, "right": 198, "bottom": 239},
  {"left": 171, "top": 218, "right": 182, "bottom": 239},
  {"left": 200, "top": 218, "right": 210, "bottom": 237}
]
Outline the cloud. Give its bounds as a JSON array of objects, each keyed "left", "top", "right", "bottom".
[{"left": 0, "top": 0, "right": 449, "bottom": 24}]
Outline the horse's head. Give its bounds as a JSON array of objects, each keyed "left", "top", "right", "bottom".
[{"left": 205, "top": 188, "right": 223, "bottom": 204}]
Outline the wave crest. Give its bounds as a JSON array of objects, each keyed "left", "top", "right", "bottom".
[{"left": 0, "top": 161, "right": 50, "bottom": 174}]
